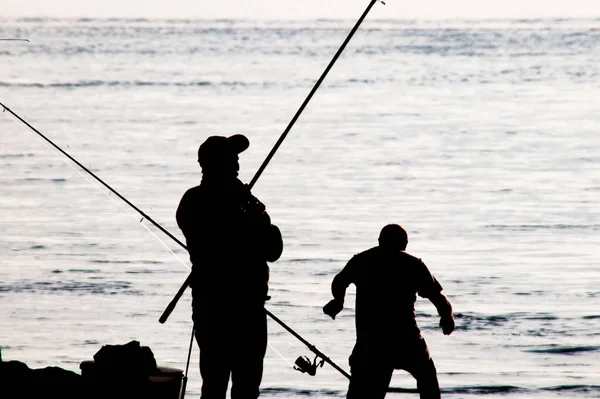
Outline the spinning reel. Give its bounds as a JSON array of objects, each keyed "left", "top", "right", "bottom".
[{"left": 293, "top": 355, "right": 325, "bottom": 376}]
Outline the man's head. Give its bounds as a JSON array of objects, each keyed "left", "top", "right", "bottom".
[
  {"left": 378, "top": 224, "right": 408, "bottom": 250},
  {"left": 197, "top": 134, "right": 250, "bottom": 176}
]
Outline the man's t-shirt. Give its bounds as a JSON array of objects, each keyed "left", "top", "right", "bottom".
[{"left": 333, "top": 246, "right": 443, "bottom": 343}]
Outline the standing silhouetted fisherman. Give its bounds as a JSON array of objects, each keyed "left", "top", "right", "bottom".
[
  {"left": 323, "top": 224, "right": 454, "bottom": 399},
  {"left": 177, "top": 134, "right": 283, "bottom": 399}
]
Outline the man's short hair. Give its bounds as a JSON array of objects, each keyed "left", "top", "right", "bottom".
[{"left": 378, "top": 224, "right": 408, "bottom": 249}]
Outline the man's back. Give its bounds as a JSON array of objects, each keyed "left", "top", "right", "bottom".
[
  {"left": 336, "top": 246, "right": 443, "bottom": 343},
  {"left": 324, "top": 224, "right": 454, "bottom": 399}
]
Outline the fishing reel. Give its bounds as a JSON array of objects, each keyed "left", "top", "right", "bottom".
[{"left": 293, "top": 355, "right": 324, "bottom": 376}]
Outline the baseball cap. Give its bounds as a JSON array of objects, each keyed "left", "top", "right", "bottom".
[{"left": 197, "top": 134, "right": 249, "bottom": 168}]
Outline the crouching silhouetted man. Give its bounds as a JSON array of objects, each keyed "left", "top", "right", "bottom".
[
  {"left": 323, "top": 224, "right": 454, "bottom": 399},
  {"left": 177, "top": 134, "right": 283, "bottom": 399}
]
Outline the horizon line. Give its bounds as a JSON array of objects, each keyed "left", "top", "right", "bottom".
[{"left": 3, "top": 15, "right": 600, "bottom": 21}]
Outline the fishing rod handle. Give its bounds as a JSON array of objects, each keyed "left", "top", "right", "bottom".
[{"left": 159, "top": 274, "right": 192, "bottom": 323}]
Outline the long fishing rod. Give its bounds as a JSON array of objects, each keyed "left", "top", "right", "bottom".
[
  {"left": 0, "top": 39, "right": 30, "bottom": 41},
  {"left": 0, "top": 101, "right": 353, "bottom": 382},
  {"left": 159, "top": 0, "right": 380, "bottom": 324}
]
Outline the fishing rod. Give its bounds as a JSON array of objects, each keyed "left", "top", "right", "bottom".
[
  {"left": 0, "top": 39, "right": 30, "bottom": 41},
  {"left": 268, "top": 309, "right": 417, "bottom": 394},
  {"left": 0, "top": 101, "right": 353, "bottom": 382},
  {"left": 160, "top": 0, "right": 380, "bottom": 324},
  {"left": 267, "top": 310, "right": 350, "bottom": 379}
]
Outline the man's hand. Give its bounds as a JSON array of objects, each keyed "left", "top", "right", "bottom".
[
  {"left": 242, "top": 184, "right": 267, "bottom": 216},
  {"left": 241, "top": 195, "right": 271, "bottom": 227},
  {"left": 323, "top": 299, "right": 343, "bottom": 320},
  {"left": 440, "top": 316, "right": 455, "bottom": 335}
]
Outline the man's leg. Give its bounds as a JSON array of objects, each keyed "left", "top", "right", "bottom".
[
  {"left": 230, "top": 308, "right": 267, "bottom": 399},
  {"left": 399, "top": 339, "right": 441, "bottom": 399},
  {"left": 412, "top": 357, "right": 441, "bottom": 399},
  {"left": 199, "top": 345, "right": 231, "bottom": 399},
  {"left": 194, "top": 317, "right": 231, "bottom": 399},
  {"left": 347, "top": 344, "right": 394, "bottom": 399}
]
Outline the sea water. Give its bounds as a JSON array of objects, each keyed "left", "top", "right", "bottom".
[{"left": 1, "top": 15, "right": 599, "bottom": 398}]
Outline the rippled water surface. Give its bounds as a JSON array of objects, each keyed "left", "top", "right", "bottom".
[{"left": 1, "top": 16, "right": 599, "bottom": 398}]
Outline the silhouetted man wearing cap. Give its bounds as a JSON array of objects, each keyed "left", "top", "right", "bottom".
[
  {"left": 323, "top": 224, "right": 454, "bottom": 399},
  {"left": 177, "top": 134, "right": 283, "bottom": 399}
]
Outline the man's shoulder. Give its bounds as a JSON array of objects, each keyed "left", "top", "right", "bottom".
[
  {"left": 356, "top": 247, "right": 425, "bottom": 267},
  {"left": 180, "top": 185, "right": 204, "bottom": 199},
  {"left": 355, "top": 246, "right": 379, "bottom": 258},
  {"left": 177, "top": 185, "right": 202, "bottom": 213},
  {"left": 185, "top": 184, "right": 202, "bottom": 194},
  {"left": 399, "top": 250, "right": 423, "bottom": 263},
  {"left": 356, "top": 247, "right": 420, "bottom": 259},
  {"left": 351, "top": 246, "right": 383, "bottom": 264}
]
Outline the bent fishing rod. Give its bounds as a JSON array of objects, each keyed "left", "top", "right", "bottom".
[{"left": 160, "top": 0, "right": 380, "bottom": 324}]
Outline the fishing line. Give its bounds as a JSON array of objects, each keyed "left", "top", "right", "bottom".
[
  {"left": 268, "top": 341, "right": 294, "bottom": 367},
  {"left": 62, "top": 156, "right": 191, "bottom": 271},
  {"left": 267, "top": 342, "right": 294, "bottom": 367},
  {"left": 49, "top": 140, "right": 189, "bottom": 271}
]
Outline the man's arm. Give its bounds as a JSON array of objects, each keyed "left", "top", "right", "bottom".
[
  {"left": 323, "top": 257, "right": 356, "bottom": 320},
  {"left": 175, "top": 190, "right": 192, "bottom": 237},
  {"left": 241, "top": 189, "right": 284, "bottom": 262},
  {"left": 429, "top": 291, "right": 455, "bottom": 335},
  {"left": 264, "top": 224, "right": 283, "bottom": 262}
]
